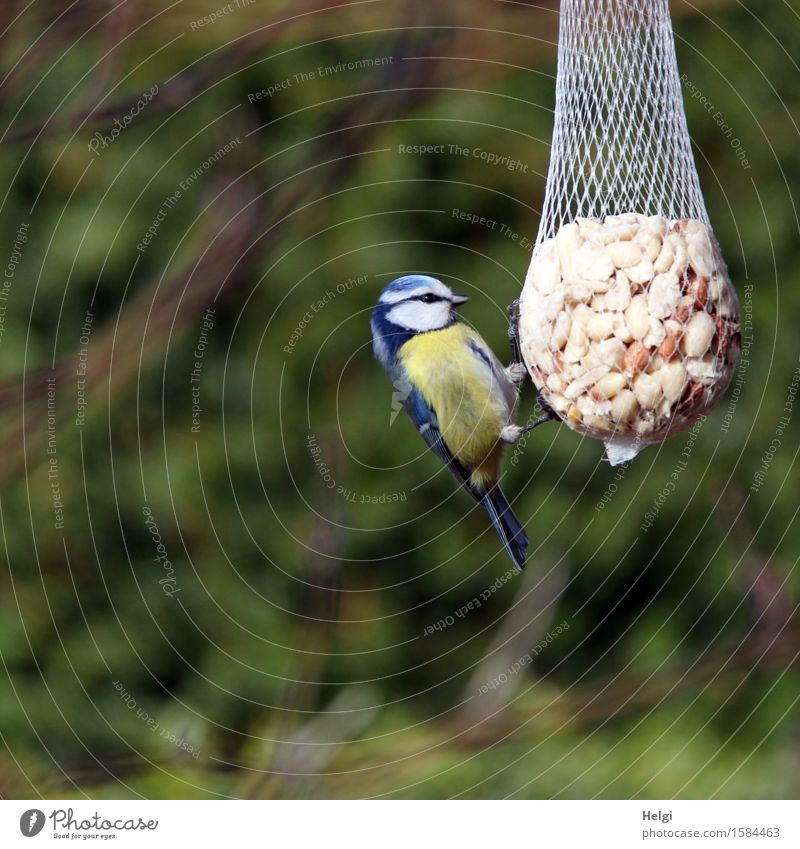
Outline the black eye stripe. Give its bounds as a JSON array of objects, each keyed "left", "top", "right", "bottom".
[{"left": 409, "top": 293, "right": 443, "bottom": 303}]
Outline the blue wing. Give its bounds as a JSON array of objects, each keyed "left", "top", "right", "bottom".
[{"left": 398, "top": 377, "right": 528, "bottom": 571}]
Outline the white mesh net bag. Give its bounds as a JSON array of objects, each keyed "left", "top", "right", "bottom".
[{"left": 518, "top": 0, "right": 741, "bottom": 464}]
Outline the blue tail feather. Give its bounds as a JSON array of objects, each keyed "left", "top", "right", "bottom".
[{"left": 481, "top": 486, "right": 528, "bottom": 571}]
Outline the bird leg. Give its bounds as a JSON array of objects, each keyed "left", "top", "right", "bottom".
[
  {"left": 504, "top": 298, "right": 558, "bottom": 437},
  {"left": 500, "top": 404, "right": 557, "bottom": 443}
]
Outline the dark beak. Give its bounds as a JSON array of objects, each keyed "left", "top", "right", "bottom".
[{"left": 450, "top": 294, "right": 469, "bottom": 306}]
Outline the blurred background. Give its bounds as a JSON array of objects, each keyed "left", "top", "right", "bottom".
[{"left": 0, "top": 0, "right": 798, "bottom": 799}]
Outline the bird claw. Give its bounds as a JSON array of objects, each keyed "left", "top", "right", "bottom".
[
  {"left": 507, "top": 298, "right": 523, "bottom": 365},
  {"left": 500, "top": 424, "right": 524, "bottom": 444},
  {"left": 506, "top": 361, "right": 527, "bottom": 387}
]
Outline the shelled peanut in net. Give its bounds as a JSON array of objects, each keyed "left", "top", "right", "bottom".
[{"left": 519, "top": 213, "right": 740, "bottom": 449}]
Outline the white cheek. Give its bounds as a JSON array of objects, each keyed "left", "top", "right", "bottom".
[{"left": 386, "top": 301, "right": 450, "bottom": 331}]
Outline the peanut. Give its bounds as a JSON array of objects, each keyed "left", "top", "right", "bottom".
[
  {"left": 675, "top": 295, "right": 694, "bottom": 323},
  {"left": 611, "top": 389, "right": 639, "bottom": 422},
  {"left": 586, "top": 311, "right": 615, "bottom": 340},
  {"left": 592, "top": 372, "right": 627, "bottom": 400},
  {"left": 643, "top": 317, "right": 666, "bottom": 348},
  {"left": 643, "top": 236, "right": 662, "bottom": 262},
  {"left": 549, "top": 310, "right": 571, "bottom": 350},
  {"left": 555, "top": 223, "right": 583, "bottom": 266},
  {"left": 689, "top": 275, "right": 708, "bottom": 309},
  {"left": 583, "top": 413, "right": 612, "bottom": 432},
  {"left": 605, "top": 271, "right": 632, "bottom": 311},
  {"left": 613, "top": 312, "right": 634, "bottom": 343},
  {"left": 563, "top": 320, "right": 589, "bottom": 362},
  {"left": 632, "top": 372, "right": 662, "bottom": 409},
  {"left": 686, "top": 355, "right": 718, "bottom": 382},
  {"left": 570, "top": 241, "right": 615, "bottom": 281},
  {"left": 595, "top": 337, "right": 627, "bottom": 369},
  {"left": 548, "top": 393, "right": 570, "bottom": 413},
  {"left": 624, "top": 294, "right": 650, "bottom": 340},
  {"left": 647, "top": 272, "right": 681, "bottom": 319},
  {"left": 608, "top": 240, "right": 643, "bottom": 269},
  {"left": 659, "top": 361, "right": 688, "bottom": 403},
  {"left": 682, "top": 310, "right": 715, "bottom": 357},
  {"left": 622, "top": 340, "right": 649, "bottom": 374},
  {"left": 657, "top": 331, "right": 679, "bottom": 359},
  {"left": 626, "top": 256, "right": 655, "bottom": 285},
  {"left": 688, "top": 234, "right": 714, "bottom": 277},
  {"left": 529, "top": 243, "right": 560, "bottom": 293},
  {"left": 654, "top": 241, "right": 675, "bottom": 273}
]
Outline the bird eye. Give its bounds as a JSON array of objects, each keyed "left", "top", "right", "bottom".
[{"left": 420, "top": 294, "right": 437, "bottom": 303}]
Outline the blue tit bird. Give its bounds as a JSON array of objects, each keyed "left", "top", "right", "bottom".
[{"left": 371, "top": 274, "right": 530, "bottom": 571}]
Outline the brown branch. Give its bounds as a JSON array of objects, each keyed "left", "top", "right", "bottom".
[{"left": 4, "top": 0, "right": 339, "bottom": 146}]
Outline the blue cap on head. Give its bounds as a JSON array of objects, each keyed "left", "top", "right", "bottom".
[
  {"left": 380, "top": 274, "right": 440, "bottom": 294},
  {"left": 378, "top": 275, "right": 455, "bottom": 305}
]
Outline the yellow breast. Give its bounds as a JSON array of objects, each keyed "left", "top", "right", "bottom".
[{"left": 399, "top": 323, "right": 513, "bottom": 485}]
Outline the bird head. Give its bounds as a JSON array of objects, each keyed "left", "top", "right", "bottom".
[
  {"left": 371, "top": 275, "right": 469, "bottom": 368},
  {"left": 374, "top": 275, "right": 469, "bottom": 333}
]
